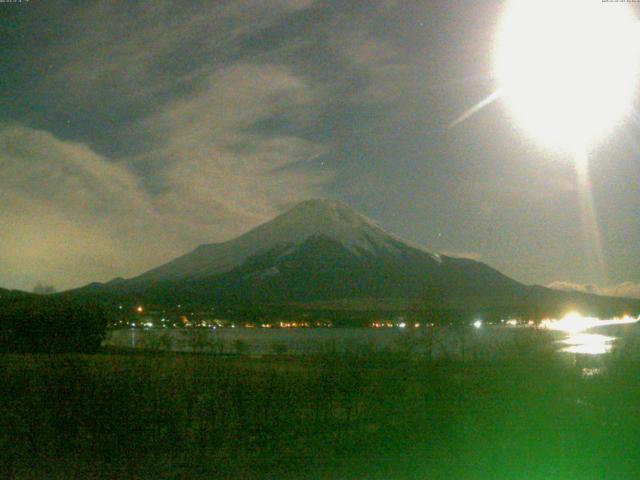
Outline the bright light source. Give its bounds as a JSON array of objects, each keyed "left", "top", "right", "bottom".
[
  {"left": 136, "top": 306, "right": 143, "bottom": 313},
  {"left": 495, "top": 0, "right": 640, "bottom": 150},
  {"left": 398, "top": 322, "right": 406, "bottom": 329},
  {"left": 541, "top": 312, "right": 638, "bottom": 334},
  {"left": 473, "top": 320, "right": 482, "bottom": 329}
]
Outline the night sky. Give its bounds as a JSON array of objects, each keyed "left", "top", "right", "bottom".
[{"left": 1, "top": 0, "right": 639, "bottom": 295}]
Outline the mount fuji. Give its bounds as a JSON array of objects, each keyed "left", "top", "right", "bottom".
[
  {"left": 68, "top": 199, "right": 640, "bottom": 318},
  {"left": 134, "top": 198, "right": 443, "bottom": 283}
]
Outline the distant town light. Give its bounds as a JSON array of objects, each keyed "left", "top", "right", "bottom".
[
  {"left": 136, "top": 306, "right": 143, "bottom": 313},
  {"left": 473, "top": 320, "right": 482, "bottom": 329},
  {"left": 398, "top": 322, "right": 406, "bottom": 329}
]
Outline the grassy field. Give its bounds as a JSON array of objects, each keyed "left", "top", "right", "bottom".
[{"left": 1, "top": 339, "right": 640, "bottom": 479}]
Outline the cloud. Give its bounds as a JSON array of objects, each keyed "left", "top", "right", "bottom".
[
  {"left": 34, "top": 0, "right": 316, "bottom": 110},
  {"left": 546, "top": 282, "right": 600, "bottom": 295},
  {"left": 547, "top": 281, "right": 640, "bottom": 299},
  {"left": 0, "top": 125, "right": 175, "bottom": 290},
  {"left": 0, "top": 118, "right": 330, "bottom": 291},
  {"left": 131, "top": 62, "right": 333, "bottom": 232}
]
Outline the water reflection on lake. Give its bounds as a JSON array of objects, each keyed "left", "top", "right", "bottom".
[
  {"left": 540, "top": 312, "right": 638, "bottom": 355},
  {"left": 104, "top": 312, "right": 640, "bottom": 360}
]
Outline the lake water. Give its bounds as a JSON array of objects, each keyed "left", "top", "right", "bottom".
[{"left": 104, "top": 313, "right": 640, "bottom": 360}]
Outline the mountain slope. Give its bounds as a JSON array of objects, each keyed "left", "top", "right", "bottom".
[
  {"left": 99, "top": 198, "right": 522, "bottom": 302},
  {"left": 133, "top": 199, "right": 440, "bottom": 283},
  {"left": 0, "top": 287, "right": 34, "bottom": 300},
  {"left": 68, "top": 199, "right": 640, "bottom": 318}
]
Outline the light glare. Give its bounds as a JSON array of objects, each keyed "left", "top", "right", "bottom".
[{"left": 495, "top": 0, "right": 640, "bottom": 150}]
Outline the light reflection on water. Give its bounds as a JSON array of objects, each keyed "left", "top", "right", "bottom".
[
  {"left": 107, "top": 312, "right": 640, "bottom": 358},
  {"left": 560, "top": 333, "right": 615, "bottom": 355},
  {"left": 541, "top": 312, "right": 639, "bottom": 355}
]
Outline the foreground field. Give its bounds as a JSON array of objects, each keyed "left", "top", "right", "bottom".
[{"left": 2, "top": 341, "right": 640, "bottom": 479}]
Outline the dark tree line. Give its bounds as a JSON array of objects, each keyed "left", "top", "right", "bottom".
[{"left": 0, "top": 297, "right": 107, "bottom": 353}]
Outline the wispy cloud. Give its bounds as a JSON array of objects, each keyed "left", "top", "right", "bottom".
[
  {"left": 33, "top": 0, "right": 317, "bottom": 110},
  {"left": 547, "top": 281, "right": 640, "bottom": 299},
  {"left": 131, "top": 62, "right": 332, "bottom": 231}
]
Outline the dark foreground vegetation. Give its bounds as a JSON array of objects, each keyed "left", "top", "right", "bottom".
[
  {"left": 2, "top": 335, "right": 640, "bottom": 479},
  {"left": 0, "top": 297, "right": 106, "bottom": 353}
]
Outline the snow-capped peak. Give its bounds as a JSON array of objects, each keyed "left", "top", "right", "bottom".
[
  {"left": 249, "top": 198, "right": 398, "bottom": 254},
  {"left": 134, "top": 198, "right": 434, "bottom": 281}
]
